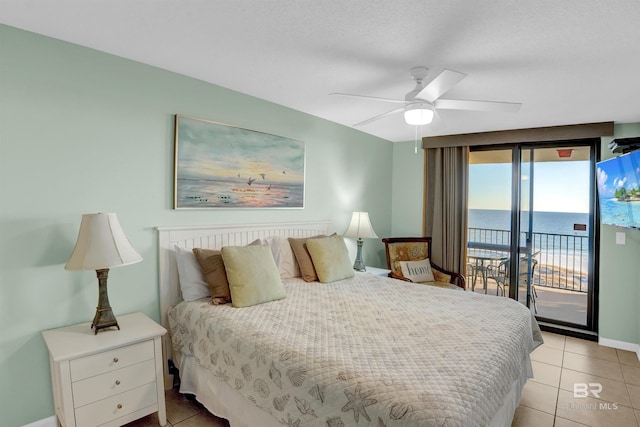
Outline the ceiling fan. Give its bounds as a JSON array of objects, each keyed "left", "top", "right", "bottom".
[{"left": 332, "top": 66, "right": 522, "bottom": 127}]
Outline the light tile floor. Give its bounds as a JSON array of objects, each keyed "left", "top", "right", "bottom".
[
  {"left": 126, "top": 331, "right": 640, "bottom": 427},
  {"left": 513, "top": 331, "right": 640, "bottom": 427},
  {"left": 125, "top": 387, "right": 229, "bottom": 427}
]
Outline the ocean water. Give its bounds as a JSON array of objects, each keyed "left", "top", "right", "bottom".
[
  {"left": 177, "top": 178, "right": 304, "bottom": 208},
  {"left": 468, "top": 209, "right": 590, "bottom": 236},
  {"left": 599, "top": 198, "right": 640, "bottom": 228},
  {"left": 469, "top": 208, "right": 590, "bottom": 257},
  {"left": 469, "top": 209, "right": 591, "bottom": 290}
]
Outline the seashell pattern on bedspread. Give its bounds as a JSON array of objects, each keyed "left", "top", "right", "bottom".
[{"left": 168, "top": 273, "right": 542, "bottom": 426}]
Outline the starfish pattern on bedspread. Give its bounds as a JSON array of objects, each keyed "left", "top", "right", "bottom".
[
  {"left": 341, "top": 382, "right": 377, "bottom": 422},
  {"left": 168, "top": 274, "right": 541, "bottom": 426}
]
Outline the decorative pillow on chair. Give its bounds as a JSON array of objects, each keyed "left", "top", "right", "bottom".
[
  {"left": 221, "top": 245, "right": 286, "bottom": 308},
  {"left": 192, "top": 248, "right": 231, "bottom": 305},
  {"left": 175, "top": 245, "right": 210, "bottom": 301},
  {"left": 399, "top": 258, "right": 435, "bottom": 283},
  {"left": 387, "top": 242, "right": 430, "bottom": 277},
  {"left": 305, "top": 235, "right": 355, "bottom": 283}
]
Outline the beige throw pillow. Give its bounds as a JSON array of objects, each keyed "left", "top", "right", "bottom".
[
  {"left": 305, "top": 235, "right": 355, "bottom": 283},
  {"left": 192, "top": 248, "right": 231, "bottom": 305},
  {"left": 191, "top": 239, "right": 263, "bottom": 305},
  {"left": 288, "top": 235, "right": 325, "bottom": 282},
  {"left": 399, "top": 258, "right": 435, "bottom": 283},
  {"left": 221, "top": 245, "right": 286, "bottom": 308}
]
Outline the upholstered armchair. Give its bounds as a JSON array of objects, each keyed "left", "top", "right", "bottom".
[{"left": 382, "top": 237, "right": 466, "bottom": 290}]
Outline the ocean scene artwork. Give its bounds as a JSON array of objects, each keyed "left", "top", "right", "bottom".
[
  {"left": 596, "top": 150, "right": 640, "bottom": 228},
  {"left": 174, "top": 115, "right": 305, "bottom": 208}
]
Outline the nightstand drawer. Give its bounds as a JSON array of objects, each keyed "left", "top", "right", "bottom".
[
  {"left": 70, "top": 340, "right": 154, "bottom": 381},
  {"left": 72, "top": 359, "right": 156, "bottom": 408},
  {"left": 75, "top": 381, "right": 158, "bottom": 427}
]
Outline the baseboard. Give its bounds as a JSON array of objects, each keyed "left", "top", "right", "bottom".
[
  {"left": 22, "top": 416, "right": 56, "bottom": 427},
  {"left": 598, "top": 336, "right": 640, "bottom": 361}
]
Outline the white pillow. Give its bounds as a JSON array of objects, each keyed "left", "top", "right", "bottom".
[
  {"left": 174, "top": 245, "right": 210, "bottom": 301},
  {"left": 265, "top": 236, "right": 300, "bottom": 278},
  {"left": 399, "top": 258, "right": 435, "bottom": 283}
]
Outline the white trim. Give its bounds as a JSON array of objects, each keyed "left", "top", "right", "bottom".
[
  {"left": 598, "top": 336, "right": 640, "bottom": 361},
  {"left": 22, "top": 416, "right": 56, "bottom": 427}
]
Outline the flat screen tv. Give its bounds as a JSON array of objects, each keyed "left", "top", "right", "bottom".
[{"left": 596, "top": 149, "right": 640, "bottom": 229}]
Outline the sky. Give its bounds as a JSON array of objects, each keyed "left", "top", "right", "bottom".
[
  {"left": 469, "top": 160, "right": 591, "bottom": 213},
  {"left": 176, "top": 115, "right": 305, "bottom": 184}
]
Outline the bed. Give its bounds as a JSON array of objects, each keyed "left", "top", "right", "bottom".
[{"left": 158, "top": 221, "right": 543, "bottom": 427}]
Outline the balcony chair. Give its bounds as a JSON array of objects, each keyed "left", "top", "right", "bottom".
[
  {"left": 382, "top": 237, "right": 465, "bottom": 290},
  {"left": 486, "top": 253, "right": 539, "bottom": 313}
]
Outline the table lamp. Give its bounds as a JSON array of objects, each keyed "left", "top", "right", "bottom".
[
  {"left": 65, "top": 213, "right": 142, "bottom": 334},
  {"left": 343, "top": 211, "right": 378, "bottom": 271}
]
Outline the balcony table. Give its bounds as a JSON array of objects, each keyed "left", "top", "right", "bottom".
[{"left": 467, "top": 249, "right": 509, "bottom": 294}]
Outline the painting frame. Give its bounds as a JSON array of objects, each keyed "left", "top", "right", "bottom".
[{"left": 173, "top": 115, "right": 305, "bottom": 209}]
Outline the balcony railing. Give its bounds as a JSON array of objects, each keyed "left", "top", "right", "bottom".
[{"left": 467, "top": 227, "right": 589, "bottom": 293}]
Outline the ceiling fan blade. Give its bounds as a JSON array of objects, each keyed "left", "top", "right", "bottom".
[
  {"left": 435, "top": 98, "right": 522, "bottom": 112},
  {"left": 330, "top": 93, "right": 406, "bottom": 104},
  {"left": 353, "top": 106, "right": 404, "bottom": 126},
  {"left": 415, "top": 69, "right": 467, "bottom": 102}
]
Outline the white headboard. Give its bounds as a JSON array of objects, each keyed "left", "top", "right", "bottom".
[{"left": 157, "top": 221, "right": 331, "bottom": 332}]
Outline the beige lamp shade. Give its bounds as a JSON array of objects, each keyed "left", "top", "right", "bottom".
[
  {"left": 343, "top": 212, "right": 378, "bottom": 239},
  {"left": 65, "top": 213, "right": 142, "bottom": 271}
]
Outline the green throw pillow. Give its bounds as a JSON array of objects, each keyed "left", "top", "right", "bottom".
[
  {"left": 305, "top": 235, "right": 355, "bottom": 283},
  {"left": 221, "top": 245, "right": 286, "bottom": 308}
]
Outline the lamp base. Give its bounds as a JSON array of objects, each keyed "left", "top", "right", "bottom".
[
  {"left": 91, "top": 268, "right": 120, "bottom": 334},
  {"left": 353, "top": 238, "right": 366, "bottom": 272}
]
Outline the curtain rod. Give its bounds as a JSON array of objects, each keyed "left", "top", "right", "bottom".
[{"left": 422, "top": 122, "right": 614, "bottom": 149}]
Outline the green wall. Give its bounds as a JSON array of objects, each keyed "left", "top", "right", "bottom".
[
  {"left": 0, "top": 25, "right": 392, "bottom": 427},
  {"left": 391, "top": 141, "right": 425, "bottom": 236},
  {"left": 599, "top": 123, "right": 640, "bottom": 346}
]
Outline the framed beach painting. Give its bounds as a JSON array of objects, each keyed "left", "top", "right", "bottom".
[{"left": 174, "top": 115, "right": 305, "bottom": 209}]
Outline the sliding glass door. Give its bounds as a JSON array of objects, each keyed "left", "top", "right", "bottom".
[{"left": 467, "top": 141, "right": 598, "bottom": 331}]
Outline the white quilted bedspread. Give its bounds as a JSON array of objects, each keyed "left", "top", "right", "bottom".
[{"left": 168, "top": 273, "right": 542, "bottom": 427}]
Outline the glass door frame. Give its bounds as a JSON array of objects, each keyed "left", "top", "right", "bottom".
[{"left": 472, "top": 139, "right": 599, "bottom": 333}]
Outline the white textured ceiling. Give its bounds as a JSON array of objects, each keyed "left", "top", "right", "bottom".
[{"left": 2, "top": 1, "right": 640, "bottom": 142}]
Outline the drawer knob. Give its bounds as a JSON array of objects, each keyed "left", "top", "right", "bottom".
[
  {"left": 113, "top": 357, "right": 119, "bottom": 363},
  {"left": 117, "top": 404, "right": 123, "bottom": 409},
  {"left": 115, "top": 380, "right": 121, "bottom": 385}
]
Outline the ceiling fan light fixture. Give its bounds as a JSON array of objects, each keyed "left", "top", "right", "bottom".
[{"left": 404, "top": 103, "right": 434, "bottom": 125}]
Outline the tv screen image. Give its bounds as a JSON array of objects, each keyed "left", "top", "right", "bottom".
[{"left": 596, "top": 149, "right": 640, "bottom": 229}]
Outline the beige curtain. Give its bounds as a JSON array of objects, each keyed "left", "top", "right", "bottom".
[{"left": 423, "top": 146, "right": 469, "bottom": 275}]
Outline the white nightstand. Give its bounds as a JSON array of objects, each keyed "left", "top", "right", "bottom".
[
  {"left": 42, "top": 312, "right": 167, "bottom": 427},
  {"left": 363, "top": 266, "right": 391, "bottom": 277}
]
